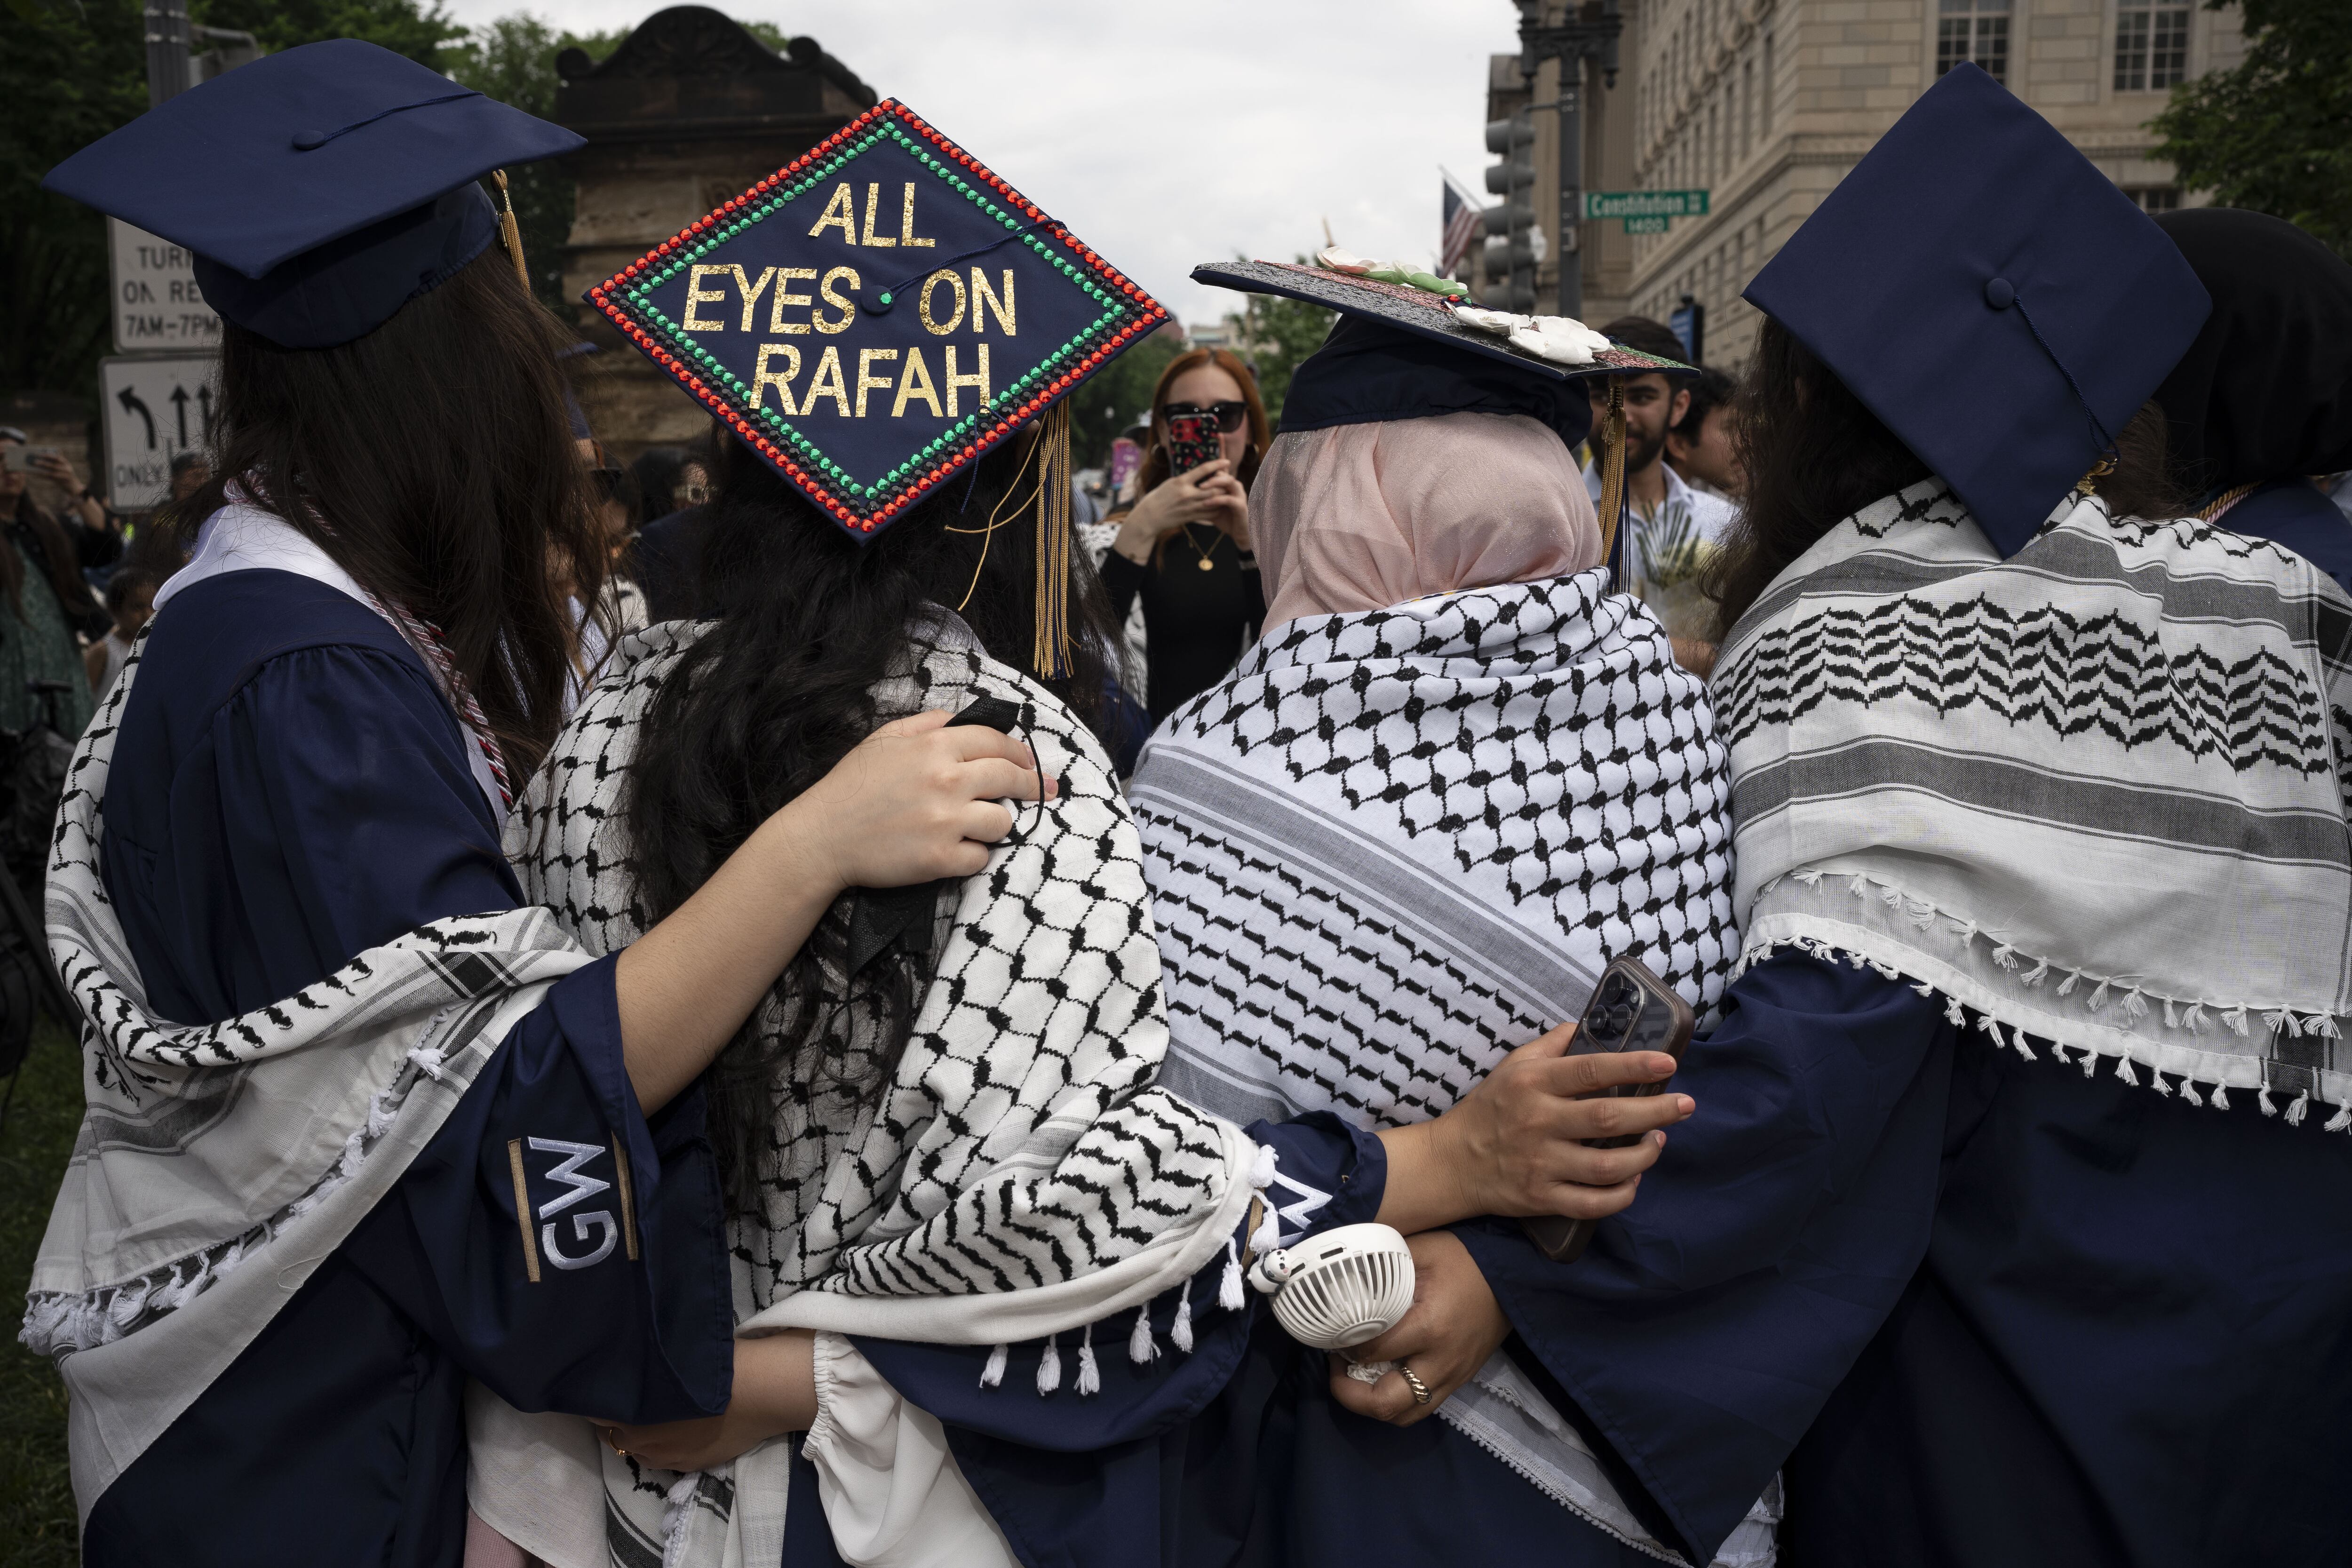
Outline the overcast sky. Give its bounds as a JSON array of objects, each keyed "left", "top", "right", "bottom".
[{"left": 437, "top": 0, "right": 1520, "bottom": 328}]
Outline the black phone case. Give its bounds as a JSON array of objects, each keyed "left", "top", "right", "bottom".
[
  {"left": 1521, "top": 956, "right": 1696, "bottom": 1264},
  {"left": 844, "top": 696, "right": 1028, "bottom": 977}
]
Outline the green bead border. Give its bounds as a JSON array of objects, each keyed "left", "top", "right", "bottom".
[{"left": 615, "top": 121, "right": 1140, "bottom": 500}]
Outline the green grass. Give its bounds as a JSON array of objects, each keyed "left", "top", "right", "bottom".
[{"left": 0, "top": 1021, "right": 85, "bottom": 1568}]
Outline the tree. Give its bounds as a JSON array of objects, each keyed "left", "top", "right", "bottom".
[
  {"left": 0, "top": 0, "right": 460, "bottom": 403},
  {"left": 2150, "top": 0, "right": 2352, "bottom": 256},
  {"left": 444, "top": 15, "right": 796, "bottom": 317},
  {"left": 1068, "top": 329, "right": 1182, "bottom": 471},
  {"left": 1239, "top": 275, "right": 1335, "bottom": 427}
]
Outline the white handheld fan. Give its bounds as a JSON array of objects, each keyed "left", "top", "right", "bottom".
[{"left": 1248, "top": 1222, "right": 1416, "bottom": 1350}]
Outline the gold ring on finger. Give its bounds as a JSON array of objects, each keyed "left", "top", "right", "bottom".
[{"left": 1398, "top": 1362, "right": 1433, "bottom": 1406}]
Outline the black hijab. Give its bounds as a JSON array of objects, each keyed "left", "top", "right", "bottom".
[{"left": 2152, "top": 208, "right": 2352, "bottom": 497}]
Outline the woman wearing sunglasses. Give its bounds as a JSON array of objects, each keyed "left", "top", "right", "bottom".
[{"left": 1099, "top": 347, "right": 1272, "bottom": 720}]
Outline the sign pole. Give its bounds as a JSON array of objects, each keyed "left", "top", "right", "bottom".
[
  {"left": 144, "top": 0, "right": 192, "bottom": 107},
  {"left": 1517, "top": 0, "right": 1621, "bottom": 323},
  {"left": 1556, "top": 75, "right": 1582, "bottom": 319}
]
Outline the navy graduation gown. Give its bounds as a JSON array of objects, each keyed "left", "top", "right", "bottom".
[
  {"left": 2215, "top": 477, "right": 2352, "bottom": 597},
  {"left": 1472, "top": 953, "right": 2352, "bottom": 1568},
  {"left": 79, "top": 570, "right": 732, "bottom": 1568}
]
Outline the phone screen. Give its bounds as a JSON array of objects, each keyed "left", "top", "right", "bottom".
[{"left": 1164, "top": 412, "right": 1222, "bottom": 476}]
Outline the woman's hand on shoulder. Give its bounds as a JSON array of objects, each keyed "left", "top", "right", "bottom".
[
  {"left": 597, "top": 1329, "right": 818, "bottom": 1472},
  {"left": 1375, "top": 1021, "right": 1693, "bottom": 1234},
  {"left": 1326, "top": 1231, "right": 1506, "bottom": 1426},
  {"left": 772, "top": 709, "right": 1056, "bottom": 895}
]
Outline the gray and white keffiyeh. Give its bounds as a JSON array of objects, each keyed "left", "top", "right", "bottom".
[
  {"left": 1131, "top": 572, "right": 1774, "bottom": 1567},
  {"left": 22, "top": 637, "right": 589, "bottom": 1519},
  {"left": 476, "top": 620, "right": 1258, "bottom": 1567},
  {"left": 1716, "top": 478, "right": 2352, "bottom": 1123}
]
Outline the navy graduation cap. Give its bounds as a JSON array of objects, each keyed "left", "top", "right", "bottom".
[
  {"left": 588, "top": 100, "right": 1168, "bottom": 541},
  {"left": 1743, "top": 63, "right": 2210, "bottom": 557},
  {"left": 43, "top": 39, "right": 583, "bottom": 350}
]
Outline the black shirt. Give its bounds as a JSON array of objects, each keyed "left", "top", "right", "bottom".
[{"left": 1099, "top": 521, "right": 1263, "bottom": 720}]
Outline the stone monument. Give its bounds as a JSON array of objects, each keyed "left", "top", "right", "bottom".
[{"left": 555, "top": 7, "right": 876, "bottom": 462}]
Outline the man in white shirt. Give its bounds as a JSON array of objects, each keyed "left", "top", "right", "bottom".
[{"left": 1581, "top": 317, "right": 1738, "bottom": 673}]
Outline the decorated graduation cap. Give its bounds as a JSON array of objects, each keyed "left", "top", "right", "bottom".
[
  {"left": 42, "top": 39, "right": 581, "bottom": 350},
  {"left": 586, "top": 99, "right": 1168, "bottom": 546},
  {"left": 1744, "top": 63, "right": 2211, "bottom": 557},
  {"left": 1195, "top": 253, "right": 1691, "bottom": 561}
]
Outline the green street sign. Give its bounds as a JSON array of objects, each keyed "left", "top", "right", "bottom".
[
  {"left": 1585, "top": 189, "right": 1710, "bottom": 220},
  {"left": 1622, "top": 215, "right": 1670, "bottom": 235}
]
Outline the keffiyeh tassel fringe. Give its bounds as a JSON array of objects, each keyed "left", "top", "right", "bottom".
[{"left": 1734, "top": 933, "right": 2352, "bottom": 1136}]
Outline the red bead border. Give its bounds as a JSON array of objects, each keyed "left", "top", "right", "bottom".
[{"left": 585, "top": 97, "right": 1168, "bottom": 538}]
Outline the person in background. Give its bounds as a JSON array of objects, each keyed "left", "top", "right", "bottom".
[
  {"left": 570, "top": 441, "right": 647, "bottom": 706},
  {"left": 1, "top": 429, "right": 128, "bottom": 590},
  {"left": 627, "top": 445, "right": 695, "bottom": 529},
  {"left": 167, "top": 450, "right": 211, "bottom": 505},
  {"left": 1585, "top": 317, "right": 1737, "bottom": 673},
  {"left": 1098, "top": 348, "right": 1268, "bottom": 720},
  {"left": 1665, "top": 364, "right": 1745, "bottom": 501},
  {"left": 84, "top": 569, "right": 154, "bottom": 702},
  {"left": 2148, "top": 207, "right": 2352, "bottom": 595},
  {"left": 0, "top": 429, "right": 106, "bottom": 736},
  {"left": 634, "top": 438, "right": 717, "bottom": 623}
]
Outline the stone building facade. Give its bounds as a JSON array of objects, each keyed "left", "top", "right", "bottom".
[
  {"left": 554, "top": 7, "right": 875, "bottom": 462},
  {"left": 1489, "top": 0, "right": 2245, "bottom": 368}
]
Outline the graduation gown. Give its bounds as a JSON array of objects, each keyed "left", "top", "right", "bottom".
[
  {"left": 79, "top": 569, "right": 733, "bottom": 1568},
  {"left": 859, "top": 949, "right": 2352, "bottom": 1568}
]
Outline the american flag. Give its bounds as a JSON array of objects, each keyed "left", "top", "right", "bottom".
[{"left": 1440, "top": 172, "right": 1484, "bottom": 278}]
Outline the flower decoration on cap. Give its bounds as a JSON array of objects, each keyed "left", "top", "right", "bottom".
[
  {"left": 1452, "top": 309, "right": 1613, "bottom": 366},
  {"left": 587, "top": 99, "right": 1168, "bottom": 541},
  {"left": 1312, "top": 245, "right": 1468, "bottom": 299}
]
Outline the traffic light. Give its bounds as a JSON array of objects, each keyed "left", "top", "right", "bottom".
[{"left": 1482, "top": 112, "right": 1537, "bottom": 311}]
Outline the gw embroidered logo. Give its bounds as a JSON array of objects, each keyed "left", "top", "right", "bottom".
[{"left": 505, "top": 1136, "right": 642, "bottom": 1283}]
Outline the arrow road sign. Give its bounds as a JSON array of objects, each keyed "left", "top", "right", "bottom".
[
  {"left": 108, "top": 218, "right": 222, "bottom": 355},
  {"left": 100, "top": 354, "right": 216, "bottom": 510},
  {"left": 116, "top": 385, "right": 157, "bottom": 449}
]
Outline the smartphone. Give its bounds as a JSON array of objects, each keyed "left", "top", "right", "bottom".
[
  {"left": 1164, "top": 412, "right": 1222, "bottom": 477},
  {"left": 844, "top": 694, "right": 1032, "bottom": 977},
  {"left": 1520, "top": 956, "right": 1697, "bottom": 1264}
]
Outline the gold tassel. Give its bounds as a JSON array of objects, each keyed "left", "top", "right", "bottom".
[
  {"left": 1032, "top": 403, "right": 1074, "bottom": 680},
  {"left": 1595, "top": 377, "right": 1628, "bottom": 572},
  {"left": 492, "top": 168, "right": 530, "bottom": 294}
]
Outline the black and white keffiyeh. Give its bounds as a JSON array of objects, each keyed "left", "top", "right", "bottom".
[
  {"left": 476, "top": 620, "right": 1259, "bottom": 1567},
  {"left": 22, "top": 637, "right": 590, "bottom": 1520},
  {"left": 1130, "top": 572, "right": 1773, "bottom": 1566},
  {"left": 1715, "top": 478, "right": 2352, "bottom": 1124}
]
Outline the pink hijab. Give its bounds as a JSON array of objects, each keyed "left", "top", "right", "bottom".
[{"left": 1249, "top": 411, "right": 1603, "bottom": 631}]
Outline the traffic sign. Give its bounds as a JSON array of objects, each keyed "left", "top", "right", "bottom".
[
  {"left": 1622, "top": 215, "right": 1670, "bottom": 235},
  {"left": 109, "top": 218, "right": 221, "bottom": 355},
  {"left": 99, "top": 354, "right": 216, "bottom": 510},
  {"left": 1583, "top": 190, "right": 1711, "bottom": 221}
]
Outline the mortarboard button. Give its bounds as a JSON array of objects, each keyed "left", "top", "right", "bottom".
[
  {"left": 291, "top": 129, "right": 330, "bottom": 151},
  {"left": 1741, "top": 63, "right": 2209, "bottom": 557}
]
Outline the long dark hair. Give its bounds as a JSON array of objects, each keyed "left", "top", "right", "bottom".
[
  {"left": 3, "top": 490, "right": 98, "bottom": 632},
  {"left": 181, "top": 250, "right": 603, "bottom": 775},
  {"left": 625, "top": 428, "right": 1118, "bottom": 1207},
  {"left": 1708, "top": 319, "right": 2185, "bottom": 638}
]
